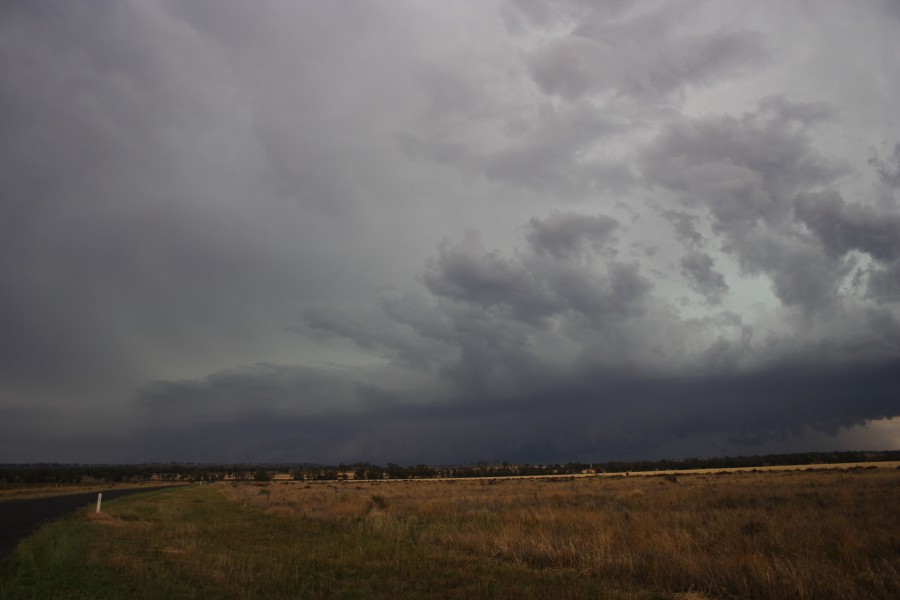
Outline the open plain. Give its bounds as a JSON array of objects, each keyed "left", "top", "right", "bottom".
[{"left": 1, "top": 466, "right": 898, "bottom": 599}]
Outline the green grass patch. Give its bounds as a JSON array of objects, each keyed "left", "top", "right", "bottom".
[{"left": 0, "top": 485, "right": 652, "bottom": 599}]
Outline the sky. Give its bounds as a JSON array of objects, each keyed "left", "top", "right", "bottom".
[{"left": 2, "top": 0, "right": 900, "bottom": 465}]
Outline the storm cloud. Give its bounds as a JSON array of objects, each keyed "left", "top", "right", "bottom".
[{"left": 1, "top": 0, "right": 899, "bottom": 464}]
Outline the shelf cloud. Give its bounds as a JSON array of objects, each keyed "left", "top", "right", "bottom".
[{"left": 2, "top": 0, "right": 898, "bottom": 463}]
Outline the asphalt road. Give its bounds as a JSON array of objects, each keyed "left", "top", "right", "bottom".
[{"left": 0, "top": 485, "right": 185, "bottom": 558}]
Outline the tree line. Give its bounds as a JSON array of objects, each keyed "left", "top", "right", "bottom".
[{"left": 2, "top": 450, "right": 897, "bottom": 484}]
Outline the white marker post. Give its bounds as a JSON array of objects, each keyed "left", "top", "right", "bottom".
[{"left": 96, "top": 493, "right": 102, "bottom": 513}]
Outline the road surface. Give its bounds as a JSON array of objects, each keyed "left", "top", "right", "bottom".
[{"left": 0, "top": 485, "right": 185, "bottom": 558}]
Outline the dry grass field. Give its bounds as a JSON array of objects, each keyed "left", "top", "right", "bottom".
[
  {"left": 2, "top": 467, "right": 898, "bottom": 599},
  {"left": 221, "top": 467, "right": 900, "bottom": 599}
]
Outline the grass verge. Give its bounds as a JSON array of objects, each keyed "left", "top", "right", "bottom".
[
  {"left": 0, "top": 485, "right": 646, "bottom": 600},
  {"left": 3, "top": 469, "right": 897, "bottom": 599}
]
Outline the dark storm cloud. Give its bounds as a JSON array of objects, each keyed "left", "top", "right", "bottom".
[
  {"left": 794, "top": 191, "right": 900, "bottom": 261},
  {"left": 741, "top": 234, "right": 845, "bottom": 310},
  {"left": 401, "top": 2, "right": 766, "bottom": 201},
  {"left": 512, "top": 357, "right": 900, "bottom": 460},
  {"left": 299, "top": 301, "right": 455, "bottom": 371},
  {"left": 869, "top": 143, "right": 900, "bottom": 190},
  {"left": 868, "top": 262, "right": 900, "bottom": 302},
  {"left": 0, "top": 2, "right": 291, "bottom": 351},
  {"left": 421, "top": 229, "right": 650, "bottom": 326},
  {"left": 680, "top": 251, "right": 728, "bottom": 304},
  {"left": 264, "top": 198, "right": 900, "bottom": 462},
  {"left": 0, "top": 0, "right": 444, "bottom": 466},
  {"left": 137, "top": 364, "right": 362, "bottom": 424},
  {"left": 480, "top": 107, "right": 636, "bottom": 196},
  {"left": 789, "top": 165, "right": 900, "bottom": 304},
  {"left": 295, "top": 220, "right": 655, "bottom": 402},
  {"left": 47, "top": 201, "right": 900, "bottom": 464},
  {"left": 502, "top": 0, "right": 635, "bottom": 32},
  {"left": 125, "top": 353, "right": 900, "bottom": 464},
  {"left": 526, "top": 10, "right": 765, "bottom": 103},
  {"left": 641, "top": 97, "right": 845, "bottom": 225},
  {"left": 641, "top": 97, "right": 853, "bottom": 311},
  {"left": 881, "top": 0, "right": 900, "bottom": 20},
  {"left": 0, "top": 0, "right": 233, "bottom": 384},
  {"left": 525, "top": 212, "right": 619, "bottom": 259},
  {"left": 0, "top": 0, "right": 421, "bottom": 391},
  {"left": 662, "top": 210, "right": 705, "bottom": 248},
  {"left": 398, "top": 102, "right": 636, "bottom": 200},
  {"left": 422, "top": 233, "right": 557, "bottom": 320},
  {"left": 3, "top": 1, "right": 899, "bottom": 465}
]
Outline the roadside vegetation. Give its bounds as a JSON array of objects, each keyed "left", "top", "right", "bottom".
[
  {"left": 0, "top": 486, "right": 611, "bottom": 599},
  {"left": 2, "top": 467, "right": 898, "bottom": 599}
]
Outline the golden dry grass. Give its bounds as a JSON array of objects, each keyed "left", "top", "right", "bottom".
[
  {"left": 220, "top": 468, "right": 900, "bottom": 599},
  {"left": 3, "top": 486, "right": 618, "bottom": 599}
]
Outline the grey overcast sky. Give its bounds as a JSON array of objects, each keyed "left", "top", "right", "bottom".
[{"left": 2, "top": 0, "right": 899, "bottom": 464}]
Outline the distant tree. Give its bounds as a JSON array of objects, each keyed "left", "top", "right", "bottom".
[{"left": 253, "top": 469, "right": 271, "bottom": 482}]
